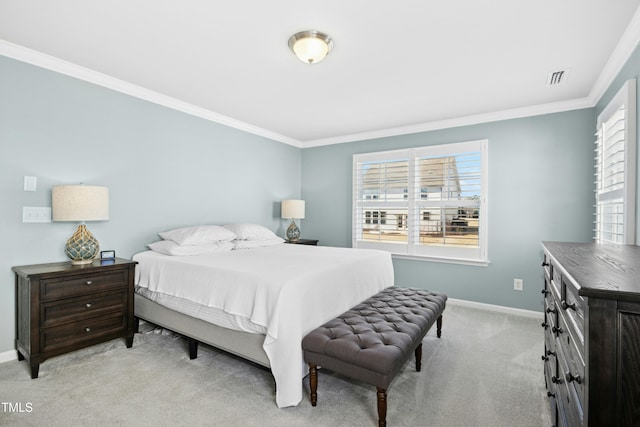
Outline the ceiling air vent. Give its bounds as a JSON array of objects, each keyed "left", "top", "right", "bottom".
[{"left": 547, "top": 69, "right": 569, "bottom": 86}]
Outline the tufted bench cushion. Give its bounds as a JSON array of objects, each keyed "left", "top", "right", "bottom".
[{"left": 302, "top": 286, "right": 447, "bottom": 426}]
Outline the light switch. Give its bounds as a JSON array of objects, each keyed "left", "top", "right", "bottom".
[
  {"left": 24, "top": 176, "right": 37, "bottom": 192},
  {"left": 23, "top": 207, "right": 51, "bottom": 223}
]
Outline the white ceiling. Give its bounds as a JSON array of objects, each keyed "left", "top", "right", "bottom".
[{"left": 1, "top": 1, "right": 640, "bottom": 148}]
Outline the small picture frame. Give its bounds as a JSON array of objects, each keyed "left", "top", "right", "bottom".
[{"left": 100, "top": 250, "right": 116, "bottom": 260}]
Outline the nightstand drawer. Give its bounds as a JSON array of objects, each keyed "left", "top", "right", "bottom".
[
  {"left": 41, "top": 311, "right": 125, "bottom": 353},
  {"left": 41, "top": 290, "right": 127, "bottom": 329},
  {"left": 41, "top": 270, "right": 127, "bottom": 301}
]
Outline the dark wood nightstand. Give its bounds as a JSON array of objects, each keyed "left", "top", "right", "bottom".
[
  {"left": 12, "top": 258, "right": 137, "bottom": 378},
  {"left": 285, "top": 239, "right": 319, "bottom": 246}
]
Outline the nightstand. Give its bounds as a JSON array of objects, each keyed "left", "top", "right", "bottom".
[
  {"left": 12, "top": 258, "right": 137, "bottom": 378},
  {"left": 285, "top": 239, "right": 319, "bottom": 246}
]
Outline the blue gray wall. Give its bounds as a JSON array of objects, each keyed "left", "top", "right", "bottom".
[
  {"left": 301, "top": 111, "right": 595, "bottom": 311},
  {"left": 3, "top": 38, "right": 640, "bottom": 355},
  {"left": 0, "top": 56, "right": 301, "bottom": 354}
]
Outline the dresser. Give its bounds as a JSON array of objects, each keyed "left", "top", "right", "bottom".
[
  {"left": 541, "top": 242, "right": 640, "bottom": 426},
  {"left": 12, "top": 258, "right": 137, "bottom": 378}
]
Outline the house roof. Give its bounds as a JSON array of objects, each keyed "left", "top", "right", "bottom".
[{"left": 362, "top": 157, "right": 462, "bottom": 194}]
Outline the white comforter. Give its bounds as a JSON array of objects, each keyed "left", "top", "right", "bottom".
[{"left": 133, "top": 244, "right": 394, "bottom": 408}]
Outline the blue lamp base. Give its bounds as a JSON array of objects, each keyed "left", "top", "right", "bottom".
[
  {"left": 65, "top": 224, "right": 100, "bottom": 265},
  {"left": 286, "top": 220, "right": 301, "bottom": 241}
]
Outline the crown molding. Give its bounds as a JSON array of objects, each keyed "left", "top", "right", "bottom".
[
  {"left": 0, "top": 40, "right": 303, "bottom": 148},
  {"left": 303, "top": 8, "right": 640, "bottom": 148},
  {"left": 4, "top": 6, "right": 640, "bottom": 151},
  {"left": 302, "top": 97, "right": 593, "bottom": 148}
]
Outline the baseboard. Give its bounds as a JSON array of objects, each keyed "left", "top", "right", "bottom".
[
  {"left": 0, "top": 349, "right": 17, "bottom": 364},
  {"left": 448, "top": 298, "right": 543, "bottom": 319}
]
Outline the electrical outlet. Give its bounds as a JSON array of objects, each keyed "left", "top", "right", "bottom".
[{"left": 514, "top": 278, "right": 524, "bottom": 291}]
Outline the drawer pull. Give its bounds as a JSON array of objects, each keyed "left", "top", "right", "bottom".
[
  {"left": 551, "top": 376, "right": 563, "bottom": 385},
  {"left": 85, "top": 303, "right": 93, "bottom": 308},
  {"left": 541, "top": 289, "right": 549, "bottom": 296},
  {"left": 552, "top": 326, "right": 563, "bottom": 335},
  {"left": 541, "top": 261, "right": 549, "bottom": 267},
  {"left": 561, "top": 300, "right": 576, "bottom": 311},
  {"left": 566, "top": 372, "right": 582, "bottom": 384},
  {"left": 541, "top": 322, "right": 549, "bottom": 329},
  {"left": 546, "top": 307, "right": 557, "bottom": 314},
  {"left": 85, "top": 327, "right": 91, "bottom": 333},
  {"left": 541, "top": 355, "right": 549, "bottom": 361},
  {"left": 546, "top": 391, "right": 556, "bottom": 398},
  {"left": 86, "top": 280, "right": 93, "bottom": 285}
]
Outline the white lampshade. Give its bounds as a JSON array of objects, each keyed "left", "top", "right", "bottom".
[
  {"left": 52, "top": 185, "right": 109, "bottom": 222},
  {"left": 282, "top": 200, "right": 305, "bottom": 219},
  {"left": 52, "top": 185, "right": 109, "bottom": 265},
  {"left": 288, "top": 30, "right": 333, "bottom": 64}
]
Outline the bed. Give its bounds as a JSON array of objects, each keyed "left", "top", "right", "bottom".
[{"left": 132, "top": 237, "right": 394, "bottom": 408}]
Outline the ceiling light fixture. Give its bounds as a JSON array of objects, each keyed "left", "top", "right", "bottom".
[{"left": 288, "top": 30, "right": 333, "bottom": 64}]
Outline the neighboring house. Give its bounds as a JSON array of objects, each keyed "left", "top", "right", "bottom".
[{"left": 361, "top": 156, "right": 474, "bottom": 243}]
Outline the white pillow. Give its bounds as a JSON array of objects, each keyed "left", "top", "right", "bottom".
[
  {"left": 147, "top": 240, "right": 234, "bottom": 256},
  {"left": 223, "top": 223, "right": 278, "bottom": 241},
  {"left": 158, "top": 225, "right": 237, "bottom": 246},
  {"left": 233, "top": 237, "right": 284, "bottom": 250}
]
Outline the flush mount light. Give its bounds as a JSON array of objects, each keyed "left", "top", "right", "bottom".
[{"left": 288, "top": 30, "right": 333, "bottom": 64}]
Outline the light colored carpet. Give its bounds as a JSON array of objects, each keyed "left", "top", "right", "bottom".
[{"left": 0, "top": 302, "right": 551, "bottom": 427}]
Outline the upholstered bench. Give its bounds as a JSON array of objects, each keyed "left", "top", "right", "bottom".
[{"left": 301, "top": 287, "right": 447, "bottom": 427}]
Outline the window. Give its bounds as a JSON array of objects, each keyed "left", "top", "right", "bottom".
[
  {"left": 594, "top": 79, "right": 636, "bottom": 244},
  {"left": 353, "top": 140, "right": 488, "bottom": 264}
]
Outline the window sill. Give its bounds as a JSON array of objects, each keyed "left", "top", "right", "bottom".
[{"left": 391, "top": 253, "right": 490, "bottom": 267}]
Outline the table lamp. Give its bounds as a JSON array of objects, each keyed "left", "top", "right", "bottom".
[
  {"left": 281, "top": 199, "right": 305, "bottom": 241},
  {"left": 52, "top": 185, "right": 109, "bottom": 265}
]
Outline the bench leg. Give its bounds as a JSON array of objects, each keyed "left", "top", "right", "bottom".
[
  {"left": 437, "top": 314, "right": 443, "bottom": 338},
  {"left": 309, "top": 364, "right": 318, "bottom": 406},
  {"left": 415, "top": 343, "right": 422, "bottom": 372},
  {"left": 377, "top": 387, "right": 387, "bottom": 427}
]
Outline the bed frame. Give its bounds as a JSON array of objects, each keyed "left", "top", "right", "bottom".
[{"left": 134, "top": 294, "right": 270, "bottom": 367}]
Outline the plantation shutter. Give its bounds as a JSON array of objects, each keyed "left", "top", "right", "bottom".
[
  {"left": 353, "top": 150, "right": 410, "bottom": 253},
  {"left": 414, "top": 144, "right": 483, "bottom": 250},
  {"left": 594, "top": 79, "right": 636, "bottom": 244},
  {"left": 353, "top": 140, "right": 487, "bottom": 264}
]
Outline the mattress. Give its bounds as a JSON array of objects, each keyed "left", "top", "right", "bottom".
[
  {"left": 133, "top": 243, "right": 394, "bottom": 408},
  {"left": 135, "top": 286, "right": 267, "bottom": 334}
]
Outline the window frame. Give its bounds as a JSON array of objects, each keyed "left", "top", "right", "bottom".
[
  {"left": 352, "top": 140, "right": 488, "bottom": 265},
  {"left": 594, "top": 79, "right": 636, "bottom": 245}
]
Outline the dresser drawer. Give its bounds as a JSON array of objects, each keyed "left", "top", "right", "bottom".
[
  {"left": 41, "top": 290, "right": 127, "bottom": 329},
  {"left": 542, "top": 252, "right": 552, "bottom": 282},
  {"left": 544, "top": 299, "right": 558, "bottom": 343},
  {"left": 544, "top": 323, "right": 556, "bottom": 358},
  {"left": 551, "top": 261, "right": 562, "bottom": 300},
  {"left": 543, "top": 276, "right": 556, "bottom": 315},
  {"left": 561, "top": 277, "right": 585, "bottom": 344},
  {"left": 556, "top": 344, "right": 584, "bottom": 426},
  {"left": 41, "top": 311, "right": 125, "bottom": 353},
  {"left": 558, "top": 313, "right": 585, "bottom": 407},
  {"left": 41, "top": 270, "right": 127, "bottom": 301},
  {"left": 544, "top": 358, "right": 558, "bottom": 418}
]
